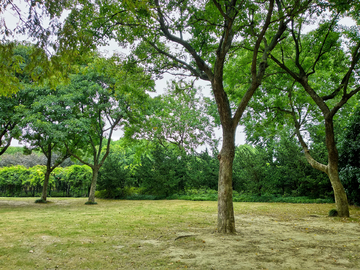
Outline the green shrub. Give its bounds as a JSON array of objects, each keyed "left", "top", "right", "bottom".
[
  {"left": 85, "top": 201, "right": 98, "bottom": 205},
  {"left": 328, "top": 209, "right": 338, "bottom": 217},
  {"left": 126, "top": 194, "right": 160, "bottom": 200},
  {"left": 34, "top": 199, "right": 47, "bottom": 203}
]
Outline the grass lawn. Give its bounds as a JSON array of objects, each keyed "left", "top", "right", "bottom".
[{"left": 1, "top": 198, "right": 360, "bottom": 269}]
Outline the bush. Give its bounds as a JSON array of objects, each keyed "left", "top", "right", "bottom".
[
  {"left": 85, "top": 201, "right": 98, "bottom": 205},
  {"left": 328, "top": 209, "right": 338, "bottom": 217},
  {"left": 34, "top": 199, "right": 47, "bottom": 203}
]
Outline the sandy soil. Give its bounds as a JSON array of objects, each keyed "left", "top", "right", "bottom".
[{"left": 161, "top": 214, "right": 360, "bottom": 270}]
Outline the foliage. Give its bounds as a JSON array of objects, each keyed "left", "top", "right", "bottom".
[
  {"left": 134, "top": 144, "right": 188, "bottom": 197},
  {"left": 97, "top": 149, "right": 132, "bottom": 199},
  {"left": 231, "top": 137, "right": 332, "bottom": 198},
  {"left": 1, "top": 146, "right": 23, "bottom": 155},
  {"left": 0, "top": 165, "right": 26, "bottom": 196},
  {"left": 129, "top": 80, "right": 216, "bottom": 152},
  {"left": 0, "top": 45, "right": 38, "bottom": 155},
  {"left": 338, "top": 104, "right": 360, "bottom": 205},
  {"left": 0, "top": 135, "right": 347, "bottom": 202},
  {"left": 233, "top": 145, "right": 270, "bottom": 195},
  {"left": 62, "top": 165, "right": 92, "bottom": 196},
  {"left": 168, "top": 188, "right": 333, "bottom": 204},
  {"left": 189, "top": 150, "right": 219, "bottom": 190},
  {"left": 328, "top": 209, "right": 338, "bottom": 217},
  {"left": 0, "top": 165, "right": 91, "bottom": 197}
]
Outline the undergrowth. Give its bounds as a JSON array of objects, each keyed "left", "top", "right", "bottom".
[{"left": 98, "top": 187, "right": 334, "bottom": 204}]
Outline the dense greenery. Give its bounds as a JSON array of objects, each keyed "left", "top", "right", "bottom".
[
  {"left": 1, "top": 134, "right": 337, "bottom": 204},
  {"left": 338, "top": 105, "right": 360, "bottom": 205},
  {"left": 0, "top": 164, "right": 91, "bottom": 197}
]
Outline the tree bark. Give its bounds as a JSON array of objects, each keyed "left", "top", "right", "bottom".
[
  {"left": 41, "top": 170, "right": 51, "bottom": 202},
  {"left": 293, "top": 110, "right": 349, "bottom": 217},
  {"left": 325, "top": 119, "right": 349, "bottom": 217},
  {"left": 328, "top": 163, "right": 349, "bottom": 217},
  {"left": 41, "top": 146, "right": 53, "bottom": 202},
  {"left": 87, "top": 166, "right": 99, "bottom": 203},
  {"left": 217, "top": 126, "right": 236, "bottom": 233}
]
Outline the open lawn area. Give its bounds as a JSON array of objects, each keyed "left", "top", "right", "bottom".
[{"left": 1, "top": 198, "right": 360, "bottom": 269}]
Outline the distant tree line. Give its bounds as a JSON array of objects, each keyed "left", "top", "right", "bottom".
[{"left": 3, "top": 106, "right": 359, "bottom": 205}]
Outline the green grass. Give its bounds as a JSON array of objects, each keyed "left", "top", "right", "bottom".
[
  {"left": 0, "top": 197, "right": 359, "bottom": 269},
  {"left": 0, "top": 198, "right": 215, "bottom": 269}
]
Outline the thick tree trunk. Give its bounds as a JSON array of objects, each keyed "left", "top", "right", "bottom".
[
  {"left": 328, "top": 163, "right": 349, "bottom": 217},
  {"left": 217, "top": 127, "right": 236, "bottom": 233},
  {"left": 325, "top": 119, "right": 349, "bottom": 217},
  {"left": 41, "top": 170, "right": 51, "bottom": 202},
  {"left": 87, "top": 167, "right": 99, "bottom": 203}
]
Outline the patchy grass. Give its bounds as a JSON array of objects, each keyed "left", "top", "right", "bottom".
[{"left": 0, "top": 198, "right": 360, "bottom": 270}]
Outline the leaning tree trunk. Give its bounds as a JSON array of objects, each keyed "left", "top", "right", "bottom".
[
  {"left": 325, "top": 119, "right": 349, "bottom": 217},
  {"left": 87, "top": 166, "right": 99, "bottom": 204},
  {"left": 217, "top": 127, "right": 236, "bottom": 233},
  {"left": 41, "top": 170, "right": 51, "bottom": 202}
]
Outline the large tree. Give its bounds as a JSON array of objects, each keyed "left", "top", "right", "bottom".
[
  {"left": 54, "top": 0, "right": 311, "bottom": 233},
  {"left": 269, "top": 16, "right": 359, "bottom": 217},
  {"left": 235, "top": 8, "right": 360, "bottom": 216}
]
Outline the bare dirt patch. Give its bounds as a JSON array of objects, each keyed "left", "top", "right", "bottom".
[{"left": 164, "top": 214, "right": 360, "bottom": 270}]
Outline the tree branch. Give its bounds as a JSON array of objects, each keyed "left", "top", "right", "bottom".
[
  {"left": 308, "top": 15, "right": 339, "bottom": 76},
  {"left": 233, "top": 0, "right": 285, "bottom": 127},
  {"left": 146, "top": 39, "right": 209, "bottom": 80},
  {"left": 288, "top": 90, "right": 328, "bottom": 173},
  {"left": 154, "top": 0, "right": 214, "bottom": 79}
]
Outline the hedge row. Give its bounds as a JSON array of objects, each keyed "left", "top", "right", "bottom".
[{"left": 0, "top": 165, "right": 92, "bottom": 197}]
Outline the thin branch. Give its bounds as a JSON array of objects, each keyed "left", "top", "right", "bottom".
[
  {"left": 146, "top": 39, "right": 209, "bottom": 80},
  {"left": 330, "top": 86, "right": 360, "bottom": 117},
  {"left": 308, "top": 14, "right": 339, "bottom": 76},
  {"left": 290, "top": 20, "right": 306, "bottom": 76},
  {"left": 212, "top": 0, "right": 229, "bottom": 20},
  {"left": 154, "top": 0, "right": 214, "bottom": 79}
]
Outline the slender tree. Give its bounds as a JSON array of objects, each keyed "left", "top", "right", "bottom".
[
  {"left": 20, "top": 84, "right": 79, "bottom": 202},
  {"left": 234, "top": 9, "right": 360, "bottom": 216},
  {"left": 269, "top": 17, "right": 359, "bottom": 217},
  {"left": 65, "top": 55, "right": 153, "bottom": 204}
]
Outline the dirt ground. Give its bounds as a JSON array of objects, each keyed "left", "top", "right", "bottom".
[{"left": 164, "top": 214, "right": 360, "bottom": 270}]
